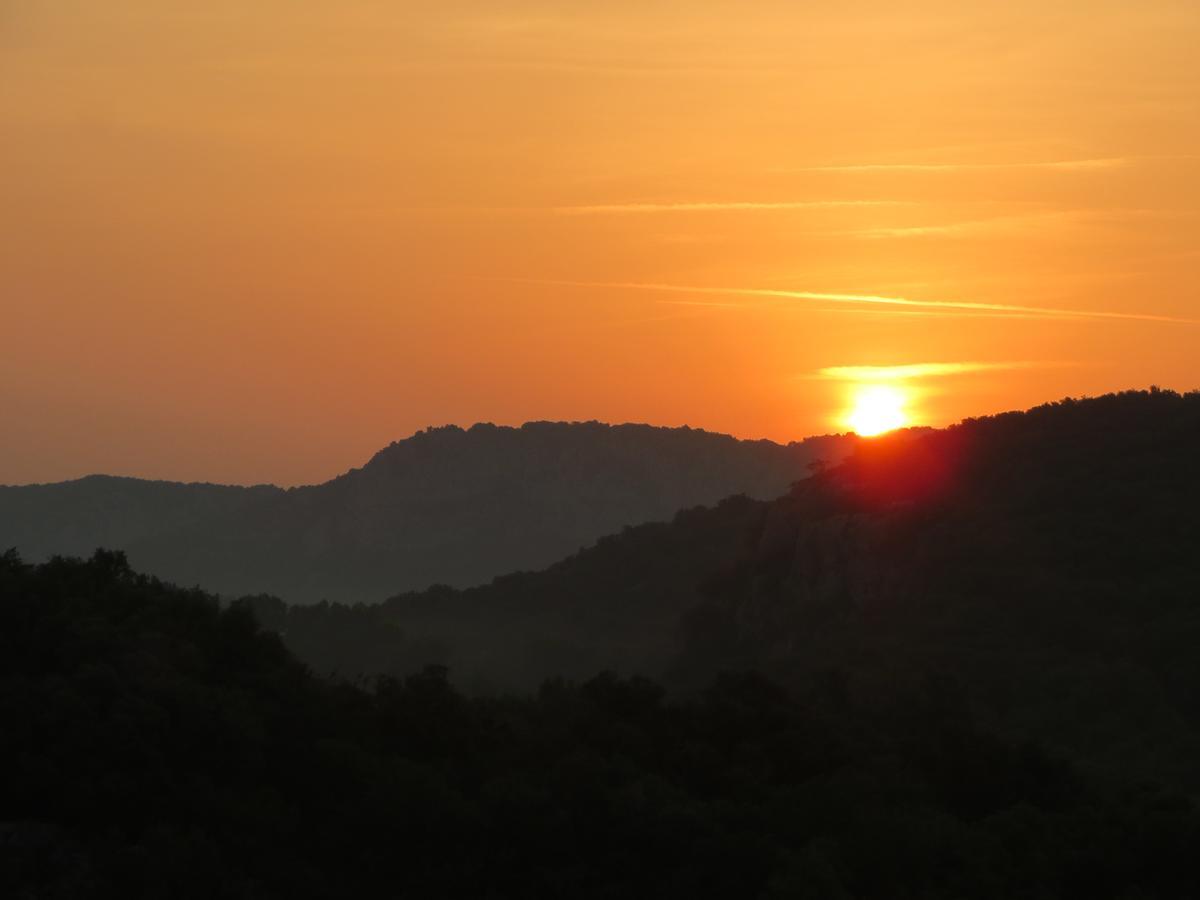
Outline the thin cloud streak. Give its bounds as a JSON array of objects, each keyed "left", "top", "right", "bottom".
[
  {"left": 816, "top": 362, "right": 1058, "bottom": 381},
  {"left": 844, "top": 212, "right": 1077, "bottom": 239},
  {"left": 655, "top": 300, "right": 1095, "bottom": 322},
  {"left": 508, "top": 279, "right": 1199, "bottom": 325},
  {"left": 553, "top": 200, "right": 909, "bottom": 215},
  {"left": 813, "top": 208, "right": 1195, "bottom": 240},
  {"left": 790, "top": 158, "right": 1129, "bottom": 173}
]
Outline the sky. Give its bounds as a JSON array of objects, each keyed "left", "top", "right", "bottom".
[{"left": 3, "top": 0, "right": 1199, "bottom": 485}]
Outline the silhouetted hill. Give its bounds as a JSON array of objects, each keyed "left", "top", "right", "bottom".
[
  {"left": 253, "top": 390, "right": 1200, "bottom": 789},
  {"left": 4, "top": 550, "right": 1198, "bottom": 899},
  {"left": 0, "top": 423, "right": 854, "bottom": 603},
  {"left": 0, "top": 475, "right": 282, "bottom": 561}
]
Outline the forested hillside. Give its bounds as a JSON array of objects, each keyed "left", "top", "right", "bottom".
[{"left": 0, "top": 423, "right": 852, "bottom": 603}]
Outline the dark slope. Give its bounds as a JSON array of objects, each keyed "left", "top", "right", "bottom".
[
  {"left": 256, "top": 390, "right": 1200, "bottom": 788},
  {"left": 5, "top": 551, "right": 1199, "bottom": 900},
  {"left": 690, "top": 388, "right": 1200, "bottom": 786},
  {"left": 0, "top": 423, "right": 854, "bottom": 603}
]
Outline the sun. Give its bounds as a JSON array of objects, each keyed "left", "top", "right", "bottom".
[{"left": 845, "top": 385, "right": 909, "bottom": 436}]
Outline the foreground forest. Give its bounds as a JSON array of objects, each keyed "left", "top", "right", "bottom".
[{"left": 3, "top": 549, "right": 1199, "bottom": 899}]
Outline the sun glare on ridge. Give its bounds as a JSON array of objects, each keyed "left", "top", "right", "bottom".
[{"left": 845, "top": 385, "right": 909, "bottom": 436}]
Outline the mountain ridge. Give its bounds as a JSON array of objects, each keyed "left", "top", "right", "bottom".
[{"left": 0, "top": 421, "right": 857, "bottom": 603}]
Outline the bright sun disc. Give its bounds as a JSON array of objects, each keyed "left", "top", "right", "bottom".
[{"left": 846, "top": 385, "right": 909, "bottom": 436}]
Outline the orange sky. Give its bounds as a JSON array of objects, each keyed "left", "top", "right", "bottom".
[{"left": 3, "top": 1, "right": 1199, "bottom": 485}]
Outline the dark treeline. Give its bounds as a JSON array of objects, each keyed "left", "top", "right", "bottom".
[{"left": 4, "top": 550, "right": 1199, "bottom": 899}]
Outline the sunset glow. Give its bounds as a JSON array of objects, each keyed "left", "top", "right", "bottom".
[
  {"left": 845, "top": 386, "right": 910, "bottom": 437},
  {"left": 2, "top": 2, "right": 1199, "bottom": 485}
]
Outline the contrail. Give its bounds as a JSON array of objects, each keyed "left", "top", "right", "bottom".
[
  {"left": 655, "top": 299, "right": 1099, "bottom": 322},
  {"left": 788, "top": 158, "right": 1128, "bottom": 173},
  {"left": 842, "top": 211, "right": 1075, "bottom": 239},
  {"left": 553, "top": 200, "right": 909, "bottom": 215},
  {"left": 502, "top": 278, "right": 1198, "bottom": 325},
  {"left": 815, "top": 362, "right": 1061, "bottom": 381}
]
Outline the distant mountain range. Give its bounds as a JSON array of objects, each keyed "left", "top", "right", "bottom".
[
  {"left": 253, "top": 390, "right": 1200, "bottom": 789},
  {"left": 0, "top": 422, "right": 855, "bottom": 603}
]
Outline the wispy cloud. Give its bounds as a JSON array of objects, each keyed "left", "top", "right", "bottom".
[
  {"left": 553, "top": 200, "right": 908, "bottom": 215},
  {"left": 502, "top": 279, "right": 1199, "bottom": 325},
  {"left": 818, "top": 208, "right": 1195, "bottom": 240},
  {"left": 815, "top": 362, "right": 1057, "bottom": 381},
  {"left": 843, "top": 212, "right": 1076, "bottom": 239},
  {"left": 788, "top": 157, "right": 1129, "bottom": 174},
  {"left": 659, "top": 302, "right": 1084, "bottom": 321}
]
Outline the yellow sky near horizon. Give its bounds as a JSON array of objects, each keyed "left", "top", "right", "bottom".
[{"left": 3, "top": 0, "right": 1199, "bottom": 485}]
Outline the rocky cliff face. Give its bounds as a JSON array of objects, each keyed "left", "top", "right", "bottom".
[{"left": 749, "top": 513, "right": 883, "bottom": 637}]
